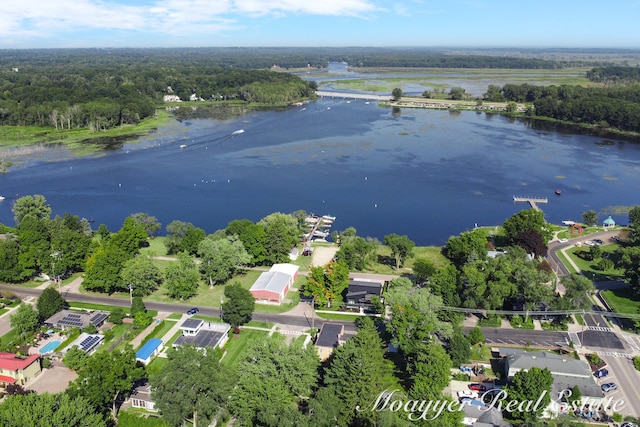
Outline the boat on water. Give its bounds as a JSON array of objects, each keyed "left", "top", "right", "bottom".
[
  {"left": 555, "top": 189, "right": 562, "bottom": 196},
  {"left": 179, "top": 144, "right": 187, "bottom": 149},
  {"left": 231, "top": 129, "right": 245, "bottom": 136},
  {"left": 0, "top": 196, "right": 5, "bottom": 201}
]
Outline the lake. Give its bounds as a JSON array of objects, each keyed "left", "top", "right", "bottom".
[{"left": 0, "top": 99, "right": 639, "bottom": 246}]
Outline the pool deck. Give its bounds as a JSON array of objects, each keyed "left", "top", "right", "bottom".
[{"left": 28, "top": 332, "right": 64, "bottom": 356}]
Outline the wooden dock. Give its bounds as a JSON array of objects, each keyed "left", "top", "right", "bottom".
[{"left": 513, "top": 196, "right": 548, "bottom": 211}]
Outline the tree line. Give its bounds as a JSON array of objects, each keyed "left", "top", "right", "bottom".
[
  {"left": 0, "top": 58, "right": 316, "bottom": 130},
  {"left": 482, "top": 68, "right": 640, "bottom": 133}
]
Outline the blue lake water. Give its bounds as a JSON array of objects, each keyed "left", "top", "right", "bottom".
[{"left": 1, "top": 99, "right": 639, "bottom": 245}]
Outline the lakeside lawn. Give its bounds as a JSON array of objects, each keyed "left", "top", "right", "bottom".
[{"left": 601, "top": 288, "right": 640, "bottom": 315}]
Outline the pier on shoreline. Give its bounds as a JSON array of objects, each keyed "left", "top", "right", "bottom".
[{"left": 513, "top": 196, "right": 548, "bottom": 211}]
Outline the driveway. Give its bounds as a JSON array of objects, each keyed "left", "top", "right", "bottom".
[{"left": 26, "top": 366, "right": 78, "bottom": 394}]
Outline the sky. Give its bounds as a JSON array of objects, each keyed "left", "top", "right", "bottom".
[{"left": 1, "top": 0, "right": 639, "bottom": 49}]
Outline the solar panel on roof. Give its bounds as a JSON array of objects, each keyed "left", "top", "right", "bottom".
[{"left": 90, "top": 313, "right": 108, "bottom": 325}]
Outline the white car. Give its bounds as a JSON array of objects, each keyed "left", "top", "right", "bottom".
[
  {"left": 559, "top": 238, "right": 568, "bottom": 243},
  {"left": 584, "top": 240, "right": 595, "bottom": 246}
]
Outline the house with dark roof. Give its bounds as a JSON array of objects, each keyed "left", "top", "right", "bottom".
[
  {"left": 345, "top": 279, "right": 383, "bottom": 306},
  {"left": 172, "top": 320, "right": 231, "bottom": 353},
  {"left": 505, "top": 351, "right": 604, "bottom": 416},
  {"left": 250, "top": 263, "right": 299, "bottom": 305},
  {"left": 44, "top": 310, "right": 109, "bottom": 330},
  {"left": 315, "top": 322, "right": 351, "bottom": 361},
  {"left": 67, "top": 333, "right": 104, "bottom": 354},
  {"left": 463, "top": 405, "right": 511, "bottom": 427},
  {"left": 0, "top": 353, "right": 41, "bottom": 386},
  {"left": 128, "top": 381, "right": 157, "bottom": 412}
]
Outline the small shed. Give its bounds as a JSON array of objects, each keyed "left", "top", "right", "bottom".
[
  {"left": 136, "top": 338, "right": 164, "bottom": 365},
  {"left": 603, "top": 216, "right": 616, "bottom": 228}
]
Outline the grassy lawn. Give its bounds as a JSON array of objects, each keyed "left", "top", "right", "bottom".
[
  {"left": 140, "top": 237, "right": 169, "bottom": 256},
  {"left": 68, "top": 301, "right": 129, "bottom": 313},
  {"left": 165, "top": 330, "right": 183, "bottom": 347},
  {"left": 564, "top": 244, "right": 624, "bottom": 281},
  {"left": 469, "top": 344, "right": 492, "bottom": 362},
  {"left": 369, "top": 245, "right": 449, "bottom": 274},
  {"left": 97, "top": 323, "right": 133, "bottom": 352},
  {"left": 0, "top": 308, "right": 8, "bottom": 316},
  {"left": 220, "top": 329, "right": 268, "bottom": 367},
  {"left": 601, "top": 288, "right": 640, "bottom": 315},
  {"left": 144, "top": 269, "right": 262, "bottom": 307},
  {"left": 166, "top": 313, "right": 182, "bottom": 320},
  {"left": 144, "top": 356, "right": 168, "bottom": 378}
]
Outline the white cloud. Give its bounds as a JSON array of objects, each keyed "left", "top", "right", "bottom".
[{"left": 0, "top": 0, "right": 381, "bottom": 43}]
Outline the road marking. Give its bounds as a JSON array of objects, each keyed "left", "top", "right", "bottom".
[
  {"left": 623, "top": 334, "right": 640, "bottom": 352},
  {"left": 595, "top": 351, "right": 633, "bottom": 358},
  {"left": 586, "top": 326, "right": 613, "bottom": 332}
]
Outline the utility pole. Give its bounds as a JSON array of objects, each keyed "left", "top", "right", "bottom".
[{"left": 129, "top": 284, "right": 133, "bottom": 304}]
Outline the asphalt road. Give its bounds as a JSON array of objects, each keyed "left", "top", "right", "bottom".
[{"left": 598, "top": 355, "right": 640, "bottom": 418}]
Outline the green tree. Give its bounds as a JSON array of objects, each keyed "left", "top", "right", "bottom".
[
  {"left": 151, "top": 345, "right": 236, "bottom": 427},
  {"left": 318, "top": 317, "right": 396, "bottom": 426},
  {"left": 384, "top": 233, "right": 415, "bottom": 269},
  {"left": 467, "top": 326, "right": 485, "bottom": 345},
  {"left": 0, "top": 239, "right": 29, "bottom": 282},
  {"left": 505, "top": 366, "right": 554, "bottom": 423},
  {"left": 198, "top": 235, "right": 251, "bottom": 287},
  {"left": 449, "top": 86, "right": 466, "bottom": 100},
  {"left": 36, "top": 287, "right": 66, "bottom": 321},
  {"left": 391, "top": 87, "right": 403, "bottom": 101},
  {"left": 109, "top": 307, "right": 126, "bottom": 325},
  {"left": 0, "top": 392, "right": 106, "bottom": 427},
  {"left": 120, "top": 255, "right": 163, "bottom": 297},
  {"left": 68, "top": 346, "right": 144, "bottom": 421},
  {"left": 229, "top": 334, "right": 318, "bottom": 427},
  {"left": 165, "top": 220, "right": 197, "bottom": 255},
  {"left": 128, "top": 212, "right": 161, "bottom": 238},
  {"left": 12, "top": 194, "right": 51, "bottom": 226},
  {"left": 335, "top": 235, "right": 379, "bottom": 271},
  {"left": 63, "top": 346, "right": 89, "bottom": 371},
  {"left": 222, "top": 283, "right": 255, "bottom": 330},
  {"left": 412, "top": 258, "right": 436, "bottom": 283},
  {"left": 503, "top": 209, "right": 552, "bottom": 244},
  {"left": 443, "top": 228, "right": 488, "bottom": 267},
  {"left": 302, "top": 260, "right": 349, "bottom": 307},
  {"left": 257, "top": 212, "right": 299, "bottom": 264},
  {"left": 582, "top": 210, "right": 598, "bottom": 227},
  {"left": 165, "top": 253, "right": 200, "bottom": 300},
  {"left": 16, "top": 215, "right": 50, "bottom": 277},
  {"left": 384, "top": 286, "right": 452, "bottom": 354},
  {"left": 408, "top": 342, "right": 452, "bottom": 398},
  {"left": 10, "top": 303, "right": 39, "bottom": 338},
  {"left": 447, "top": 333, "right": 471, "bottom": 366},
  {"left": 133, "top": 311, "right": 153, "bottom": 330},
  {"left": 225, "top": 219, "right": 267, "bottom": 265},
  {"left": 130, "top": 296, "right": 147, "bottom": 316}
]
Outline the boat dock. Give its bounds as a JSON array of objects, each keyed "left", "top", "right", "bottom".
[
  {"left": 303, "top": 214, "right": 336, "bottom": 244},
  {"left": 513, "top": 196, "right": 548, "bottom": 211}
]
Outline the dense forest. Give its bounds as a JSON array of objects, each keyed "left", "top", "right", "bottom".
[
  {"left": 483, "top": 68, "right": 640, "bottom": 133},
  {"left": 0, "top": 52, "right": 317, "bottom": 130}
]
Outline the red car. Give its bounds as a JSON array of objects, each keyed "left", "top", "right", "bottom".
[{"left": 469, "top": 383, "right": 487, "bottom": 392}]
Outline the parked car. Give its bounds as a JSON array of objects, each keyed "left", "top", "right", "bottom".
[
  {"left": 457, "top": 390, "right": 479, "bottom": 399},
  {"left": 460, "top": 398, "right": 485, "bottom": 407},
  {"left": 594, "top": 368, "right": 609, "bottom": 378},
  {"left": 601, "top": 382, "right": 618, "bottom": 392},
  {"left": 584, "top": 240, "right": 595, "bottom": 246},
  {"left": 621, "top": 422, "right": 638, "bottom": 427},
  {"left": 593, "top": 239, "right": 604, "bottom": 245},
  {"left": 559, "top": 238, "right": 568, "bottom": 243},
  {"left": 187, "top": 307, "right": 199, "bottom": 315},
  {"left": 469, "top": 383, "right": 487, "bottom": 392}
]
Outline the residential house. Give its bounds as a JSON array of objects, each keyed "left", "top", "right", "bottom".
[
  {"left": 249, "top": 263, "right": 299, "bottom": 305},
  {"left": 463, "top": 405, "right": 511, "bottom": 427},
  {"left": 44, "top": 310, "right": 109, "bottom": 331},
  {"left": 505, "top": 351, "right": 603, "bottom": 415},
  {"left": 345, "top": 278, "right": 383, "bottom": 306},
  {"left": 172, "top": 320, "right": 230, "bottom": 353},
  {"left": 128, "top": 381, "right": 157, "bottom": 412},
  {"left": 315, "top": 322, "right": 351, "bottom": 361},
  {"left": 0, "top": 353, "right": 41, "bottom": 386},
  {"left": 136, "top": 338, "right": 164, "bottom": 365}
]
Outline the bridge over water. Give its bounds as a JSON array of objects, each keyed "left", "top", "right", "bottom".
[{"left": 316, "top": 91, "right": 391, "bottom": 101}]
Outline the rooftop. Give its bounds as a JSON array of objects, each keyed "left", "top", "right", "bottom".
[
  {"left": 507, "top": 351, "right": 592, "bottom": 378},
  {"left": 250, "top": 271, "right": 291, "bottom": 294},
  {"left": 181, "top": 318, "right": 203, "bottom": 330},
  {"left": 0, "top": 353, "right": 39, "bottom": 371},
  {"left": 315, "top": 323, "right": 344, "bottom": 348},
  {"left": 136, "top": 338, "right": 163, "bottom": 361}
]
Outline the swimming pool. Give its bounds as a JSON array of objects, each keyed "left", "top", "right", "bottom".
[{"left": 39, "top": 340, "right": 61, "bottom": 354}]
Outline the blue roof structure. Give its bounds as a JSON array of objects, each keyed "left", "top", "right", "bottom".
[
  {"left": 603, "top": 216, "right": 616, "bottom": 226},
  {"left": 136, "top": 338, "right": 163, "bottom": 361}
]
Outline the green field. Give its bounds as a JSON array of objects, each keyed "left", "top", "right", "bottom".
[{"left": 601, "top": 288, "right": 640, "bottom": 315}]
